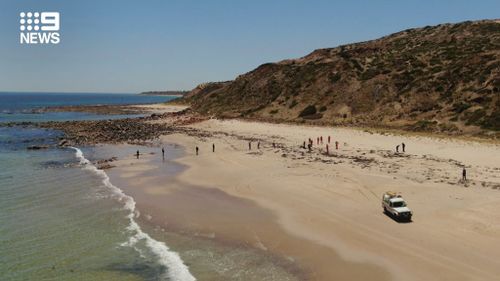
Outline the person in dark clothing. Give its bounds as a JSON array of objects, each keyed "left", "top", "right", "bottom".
[
  {"left": 248, "top": 142, "right": 251, "bottom": 150},
  {"left": 257, "top": 141, "right": 260, "bottom": 149},
  {"left": 136, "top": 150, "right": 139, "bottom": 159},
  {"left": 162, "top": 147, "right": 165, "bottom": 157},
  {"left": 303, "top": 141, "right": 306, "bottom": 149},
  {"left": 272, "top": 142, "right": 276, "bottom": 148},
  {"left": 402, "top": 142, "right": 406, "bottom": 152},
  {"left": 308, "top": 143, "right": 312, "bottom": 152},
  {"left": 335, "top": 141, "right": 339, "bottom": 150},
  {"left": 212, "top": 143, "right": 215, "bottom": 152},
  {"left": 196, "top": 146, "right": 199, "bottom": 156},
  {"left": 462, "top": 167, "right": 467, "bottom": 181},
  {"left": 396, "top": 145, "right": 400, "bottom": 153}
]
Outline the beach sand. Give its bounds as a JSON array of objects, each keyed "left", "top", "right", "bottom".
[
  {"left": 106, "top": 116, "right": 500, "bottom": 281},
  {"left": 131, "top": 104, "right": 188, "bottom": 114}
]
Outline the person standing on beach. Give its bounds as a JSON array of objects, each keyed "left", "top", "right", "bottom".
[
  {"left": 402, "top": 142, "right": 406, "bottom": 153},
  {"left": 462, "top": 167, "right": 467, "bottom": 181},
  {"left": 212, "top": 143, "right": 215, "bottom": 153},
  {"left": 326, "top": 144, "right": 329, "bottom": 155},
  {"left": 308, "top": 143, "right": 312, "bottom": 152},
  {"left": 257, "top": 141, "right": 260, "bottom": 149},
  {"left": 162, "top": 147, "right": 165, "bottom": 158},
  {"left": 248, "top": 142, "right": 251, "bottom": 150},
  {"left": 396, "top": 145, "right": 400, "bottom": 153},
  {"left": 335, "top": 141, "right": 339, "bottom": 150},
  {"left": 136, "top": 150, "right": 139, "bottom": 159},
  {"left": 328, "top": 136, "right": 331, "bottom": 143},
  {"left": 196, "top": 146, "right": 199, "bottom": 156},
  {"left": 303, "top": 141, "right": 306, "bottom": 149}
]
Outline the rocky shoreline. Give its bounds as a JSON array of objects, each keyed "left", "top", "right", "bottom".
[
  {"left": 32, "top": 104, "right": 150, "bottom": 115},
  {"left": 2, "top": 108, "right": 206, "bottom": 147}
]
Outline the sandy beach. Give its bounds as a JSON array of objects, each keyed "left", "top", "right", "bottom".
[{"left": 102, "top": 105, "right": 500, "bottom": 281}]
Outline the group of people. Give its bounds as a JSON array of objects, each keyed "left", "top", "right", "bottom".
[
  {"left": 395, "top": 142, "right": 406, "bottom": 153},
  {"left": 248, "top": 141, "right": 261, "bottom": 150},
  {"left": 303, "top": 136, "right": 339, "bottom": 153},
  {"left": 134, "top": 136, "right": 469, "bottom": 183},
  {"left": 195, "top": 143, "right": 216, "bottom": 155}
]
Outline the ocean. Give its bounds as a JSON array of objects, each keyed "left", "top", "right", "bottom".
[
  {"left": 0, "top": 93, "right": 193, "bottom": 281},
  {"left": 0, "top": 92, "right": 174, "bottom": 122},
  {"left": 0, "top": 92, "right": 300, "bottom": 281}
]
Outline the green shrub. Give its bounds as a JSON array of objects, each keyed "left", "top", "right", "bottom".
[
  {"left": 360, "top": 68, "right": 379, "bottom": 80},
  {"left": 298, "top": 105, "right": 317, "bottom": 117},
  {"left": 302, "top": 113, "right": 323, "bottom": 120},
  {"left": 480, "top": 110, "right": 500, "bottom": 130},
  {"left": 465, "top": 109, "right": 485, "bottom": 125},
  {"left": 453, "top": 102, "right": 471, "bottom": 113},
  {"left": 410, "top": 120, "right": 438, "bottom": 131},
  {"left": 329, "top": 73, "right": 342, "bottom": 83}
]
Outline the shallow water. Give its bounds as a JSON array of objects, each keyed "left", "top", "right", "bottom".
[
  {"left": 0, "top": 128, "right": 198, "bottom": 281},
  {"left": 100, "top": 144, "right": 303, "bottom": 281},
  {"left": 0, "top": 93, "right": 305, "bottom": 281},
  {"left": 0, "top": 92, "right": 177, "bottom": 123},
  {"left": 0, "top": 93, "right": 191, "bottom": 281}
]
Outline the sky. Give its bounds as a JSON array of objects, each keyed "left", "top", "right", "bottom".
[{"left": 0, "top": 0, "right": 498, "bottom": 93}]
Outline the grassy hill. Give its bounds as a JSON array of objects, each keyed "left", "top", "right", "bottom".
[{"left": 181, "top": 20, "right": 500, "bottom": 137}]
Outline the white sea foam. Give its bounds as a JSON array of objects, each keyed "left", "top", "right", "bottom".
[{"left": 71, "top": 147, "right": 196, "bottom": 281}]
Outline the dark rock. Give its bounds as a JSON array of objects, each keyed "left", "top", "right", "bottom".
[{"left": 27, "top": 145, "right": 49, "bottom": 150}]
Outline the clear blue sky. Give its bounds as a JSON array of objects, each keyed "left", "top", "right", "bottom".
[{"left": 0, "top": 0, "right": 498, "bottom": 93}]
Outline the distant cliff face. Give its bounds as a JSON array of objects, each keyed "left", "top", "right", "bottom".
[{"left": 183, "top": 20, "right": 500, "bottom": 136}]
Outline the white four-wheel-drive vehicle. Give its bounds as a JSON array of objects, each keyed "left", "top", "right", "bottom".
[{"left": 382, "top": 191, "right": 412, "bottom": 221}]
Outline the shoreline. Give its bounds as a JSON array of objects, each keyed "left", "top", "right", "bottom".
[
  {"left": 18, "top": 103, "right": 500, "bottom": 280},
  {"left": 102, "top": 143, "right": 391, "bottom": 281},
  {"left": 104, "top": 112, "right": 499, "bottom": 280},
  {"left": 99, "top": 143, "right": 309, "bottom": 280},
  {"left": 72, "top": 146, "right": 196, "bottom": 281}
]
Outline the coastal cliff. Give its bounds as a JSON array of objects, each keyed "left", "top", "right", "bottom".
[{"left": 181, "top": 20, "right": 500, "bottom": 137}]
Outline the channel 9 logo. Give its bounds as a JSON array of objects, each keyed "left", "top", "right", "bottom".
[{"left": 19, "top": 12, "right": 60, "bottom": 44}]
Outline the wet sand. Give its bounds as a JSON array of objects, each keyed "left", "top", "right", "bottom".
[
  {"left": 103, "top": 115, "right": 499, "bottom": 280},
  {"left": 104, "top": 144, "right": 390, "bottom": 280}
]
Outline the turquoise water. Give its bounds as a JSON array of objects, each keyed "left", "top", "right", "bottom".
[
  {"left": 0, "top": 146, "right": 146, "bottom": 280},
  {"left": 0, "top": 93, "right": 193, "bottom": 281},
  {"left": 0, "top": 93, "right": 300, "bottom": 281},
  {"left": 0, "top": 92, "right": 177, "bottom": 123}
]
